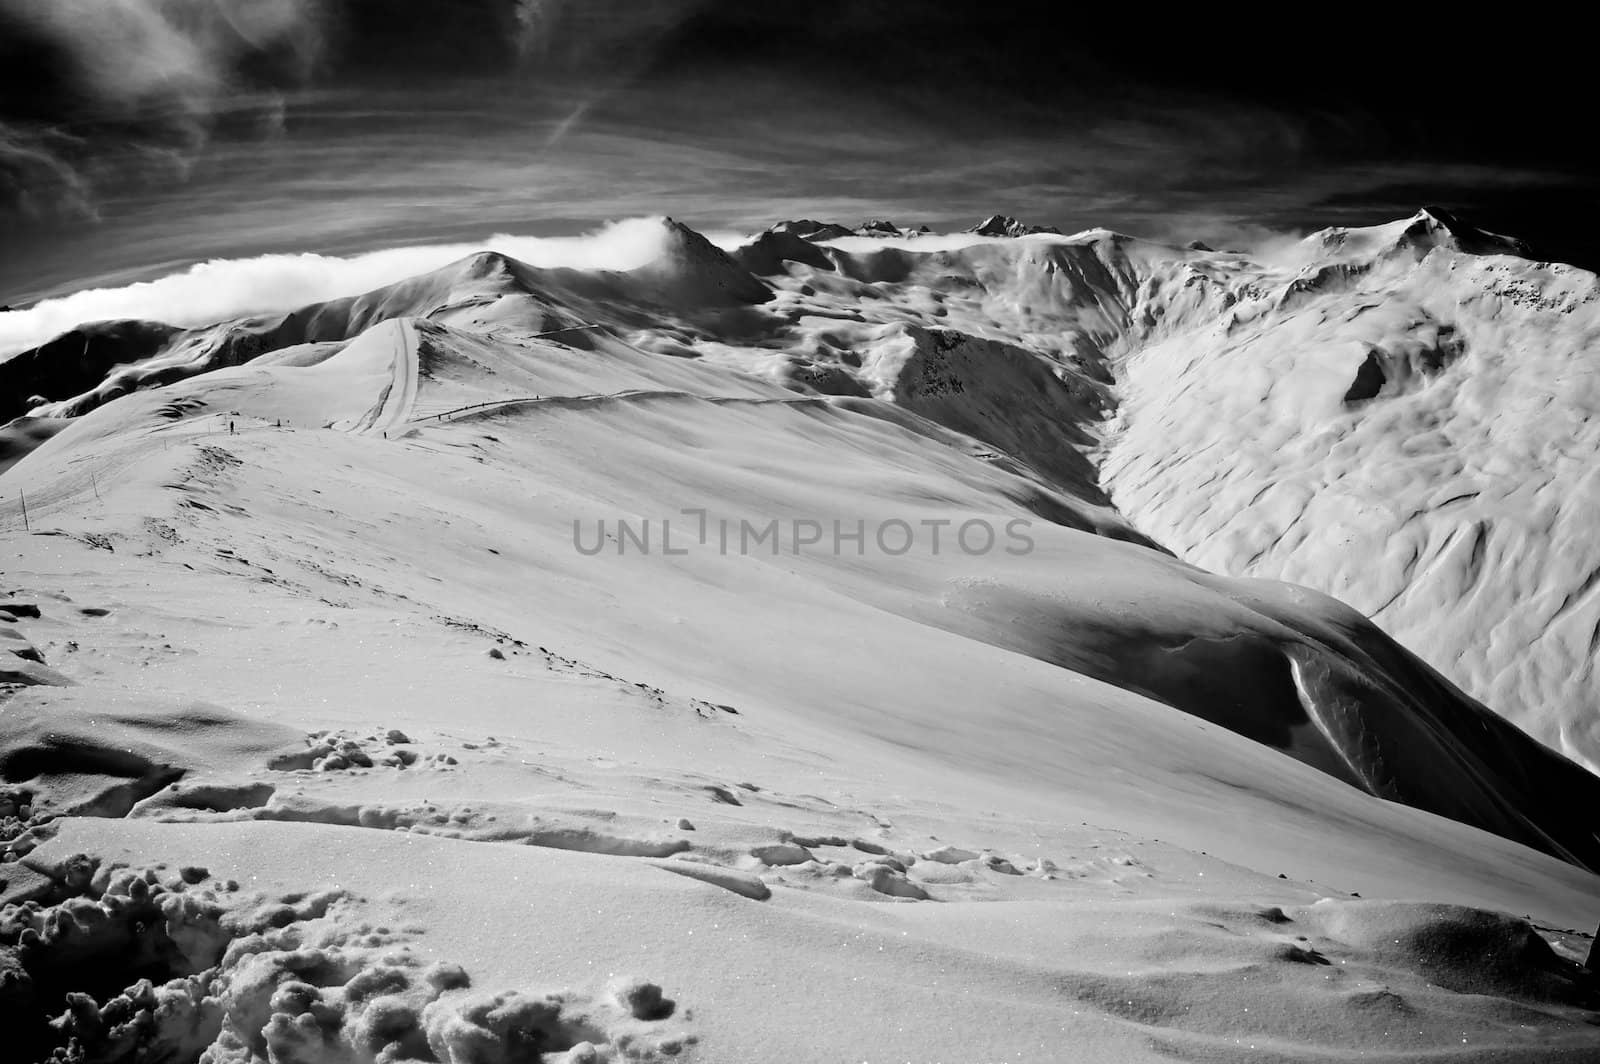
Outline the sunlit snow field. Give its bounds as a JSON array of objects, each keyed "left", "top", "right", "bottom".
[{"left": 2, "top": 211, "right": 1598, "bottom": 1061}]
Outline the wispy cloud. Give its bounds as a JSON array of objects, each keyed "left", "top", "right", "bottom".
[{"left": 4, "top": 0, "right": 1594, "bottom": 317}]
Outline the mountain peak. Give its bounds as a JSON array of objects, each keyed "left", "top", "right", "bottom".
[
  {"left": 1403, "top": 207, "right": 1530, "bottom": 257},
  {"left": 1302, "top": 210, "right": 1534, "bottom": 268},
  {"left": 769, "top": 219, "right": 855, "bottom": 242},
  {"left": 732, "top": 229, "right": 836, "bottom": 276},
  {"left": 640, "top": 218, "right": 773, "bottom": 305},
  {"left": 856, "top": 219, "right": 903, "bottom": 236},
  {"left": 968, "top": 215, "right": 1063, "bottom": 238}
]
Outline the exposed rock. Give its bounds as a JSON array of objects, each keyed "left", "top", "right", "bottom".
[
  {"left": 967, "top": 215, "right": 1062, "bottom": 238},
  {"left": 768, "top": 219, "right": 854, "bottom": 241}
]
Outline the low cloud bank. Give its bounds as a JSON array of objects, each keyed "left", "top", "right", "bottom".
[{"left": 0, "top": 217, "right": 686, "bottom": 356}]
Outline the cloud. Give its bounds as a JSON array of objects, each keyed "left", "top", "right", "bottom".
[
  {"left": 6, "top": 0, "right": 1594, "bottom": 320},
  {"left": 6, "top": 0, "right": 327, "bottom": 120},
  {"left": 0, "top": 0, "right": 719, "bottom": 228},
  {"left": 0, "top": 217, "right": 676, "bottom": 356},
  {"left": 0, "top": 0, "right": 328, "bottom": 221},
  {"left": 0, "top": 122, "right": 96, "bottom": 220}
]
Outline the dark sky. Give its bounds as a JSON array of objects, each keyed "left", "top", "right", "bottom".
[
  {"left": 1, "top": 0, "right": 1595, "bottom": 301},
  {"left": 644, "top": 4, "right": 1599, "bottom": 264}
]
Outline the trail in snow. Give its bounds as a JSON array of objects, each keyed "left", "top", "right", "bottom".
[{"left": 348, "top": 319, "right": 420, "bottom": 436}]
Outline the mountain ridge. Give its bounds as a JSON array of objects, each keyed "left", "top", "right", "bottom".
[{"left": 5, "top": 211, "right": 1600, "bottom": 869}]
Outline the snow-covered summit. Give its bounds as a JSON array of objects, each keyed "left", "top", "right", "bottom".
[
  {"left": 637, "top": 218, "right": 775, "bottom": 306},
  {"left": 1286, "top": 207, "right": 1533, "bottom": 272}
]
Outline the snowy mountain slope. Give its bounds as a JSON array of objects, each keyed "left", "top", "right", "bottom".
[
  {"left": 6, "top": 219, "right": 1600, "bottom": 853},
  {"left": 2, "top": 331, "right": 1597, "bottom": 1060},
  {"left": 1096, "top": 212, "right": 1600, "bottom": 773},
  {"left": 0, "top": 222, "right": 767, "bottom": 426},
  {"left": 9, "top": 307, "right": 1599, "bottom": 867},
  {"left": 636, "top": 211, "right": 1600, "bottom": 773},
  {"left": 2, "top": 216, "right": 1599, "bottom": 1061}
]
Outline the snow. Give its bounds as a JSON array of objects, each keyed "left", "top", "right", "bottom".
[
  {"left": 1, "top": 213, "right": 1598, "bottom": 1061},
  {"left": 1097, "top": 214, "right": 1600, "bottom": 772}
]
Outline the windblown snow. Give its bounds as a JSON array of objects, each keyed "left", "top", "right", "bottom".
[{"left": 1, "top": 210, "right": 1597, "bottom": 1062}]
